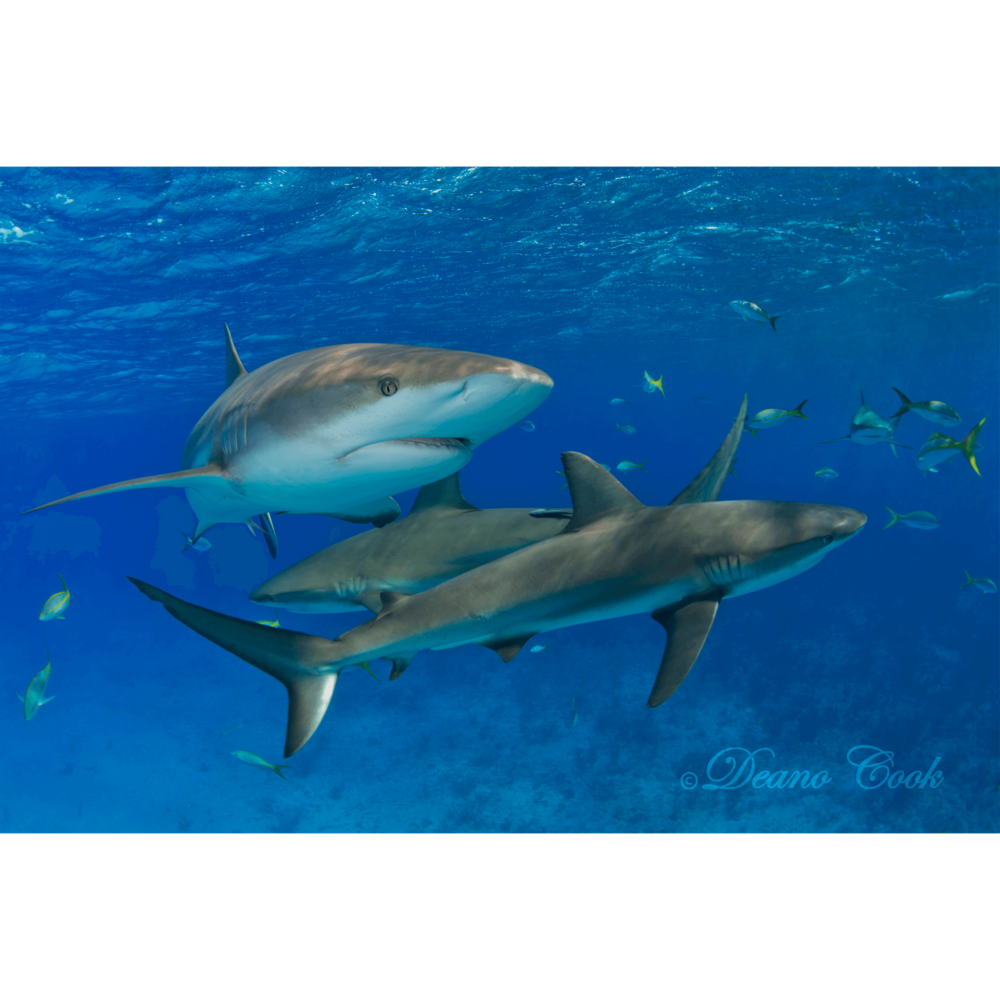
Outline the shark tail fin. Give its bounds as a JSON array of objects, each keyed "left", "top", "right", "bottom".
[
  {"left": 962, "top": 570, "right": 974, "bottom": 589},
  {"left": 792, "top": 400, "right": 809, "bottom": 419},
  {"left": 961, "top": 417, "right": 986, "bottom": 475},
  {"left": 258, "top": 512, "right": 279, "bottom": 559},
  {"left": 21, "top": 464, "right": 227, "bottom": 515},
  {"left": 224, "top": 323, "right": 248, "bottom": 389},
  {"left": 890, "top": 387, "right": 912, "bottom": 419},
  {"left": 648, "top": 598, "right": 720, "bottom": 707},
  {"left": 127, "top": 577, "right": 342, "bottom": 757},
  {"left": 883, "top": 507, "right": 900, "bottom": 529},
  {"left": 768, "top": 315, "right": 780, "bottom": 331}
]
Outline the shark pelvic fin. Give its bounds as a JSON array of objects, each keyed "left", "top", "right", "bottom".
[
  {"left": 258, "top": 512, "right": 278, "bottom": 558},
  {"left": 127, "top": 577, "right": 342, "bottom": 757},
  {"left": 387, "top": 653, "right": 415, "bottom": 680},
  {"left": 277, "top": 496, "right": 401, "bottom": 528},
  {"left": 224, "top": 323, "right": 248, "bottom": 389},
  {"left": 476, "top": 633, "right": 538, "bottom": 663},
  {"left": 648, "top": 598, "right": 721, "bottom": 707},
  {"left": 560, "top": 452, "right": 644, "bottom": 532},
  {"left": 670, "top": 395, "right": 747, "bottom": 505},
  {"left": 21, "top": 464, "right": 227, "bottom": 515},
  {"left": 409, "top": 472, "right": 479, "bottom": 514}
]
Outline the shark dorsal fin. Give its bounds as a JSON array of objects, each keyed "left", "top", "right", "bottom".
[
  {"left": 476, "top": 633, "right": 537, "bottom": 663},
  {"left": 561, "top": 452, "right": 644, "bottom": 532},
  {"left": 670, "top": 395, "right": 747, "bottom": 505},
  {"left": 225, "top": 323, "right": 248, "bottom": 389},
  {"left": 409, "top": 473, "right": 479, "bottom": 513}
]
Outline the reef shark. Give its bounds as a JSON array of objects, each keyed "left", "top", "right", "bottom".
[
  {"left": 24, "top": 325, "right": 553, "bottom": 555},
  {"left": 818, "top": 390, "right": 910, "bottom": 454},
  {"left": 128, "top": 400, "right": 867, "bottom": 758},
  {"left": 250, "top": 397, "right": 750, "bottom": 615}
]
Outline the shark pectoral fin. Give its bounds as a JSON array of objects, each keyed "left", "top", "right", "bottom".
[
  {"left": 387, "top": 654, "right": 414, "bottom": 680},
  {"left": 224, "top": 323, "right": 248, "bottom": 389},
  {"left": 476, "top": 634, "right": 537, "bottom": 663},
  {"left": 127, "top": 577, "right": 344, "bottom": 756},
  {"left": 670, "top": 395, "right": 747, "bottom": 505},
  {"left": 284, "top": 673, "right": 338, "bottom": 757},
  {"left": 357, "top": 592, "right": 384, "bottom": 614},
  {"left": 560, "top": 452, "right": 644, "bottom": 532},
  {"left": 258, "top": 512, "right": 278, "bottom": 559},
  {"left": 21, "top": 464, "right": 227, "bottom": 514},
  {"left": 647, "top": 599, "right": 720, "bottom": 707}
]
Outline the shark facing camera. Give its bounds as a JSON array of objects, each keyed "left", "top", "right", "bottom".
[{"left": 128, "top": 394, "right": 866, "bottom": 758}]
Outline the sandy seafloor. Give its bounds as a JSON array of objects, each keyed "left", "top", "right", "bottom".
[{"left": 1, "top": 167, "right": 997, "bottom": 832}]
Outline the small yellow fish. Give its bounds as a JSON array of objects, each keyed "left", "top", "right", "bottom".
[
  {"left": 255, "top": 615, "right": 280, "bottom": 628},
  {"left": 643, "top": 371, "right": 664, "bottom": 396},
  {"left": 221, "top": 724, "right": 243, "bottom": 735},
  {"left": 19, "top": 640, "right": 55, "bottom": 720},
  {"left": 231, "top": 750, "right": 290, "bottom": 779},
  {"left": 39, "top": 572, "right": 70, "bottom": 621}
]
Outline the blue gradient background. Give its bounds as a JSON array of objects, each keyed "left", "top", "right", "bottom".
[{"left": 2, "top": 167, "right": 996, "bottom": 832}]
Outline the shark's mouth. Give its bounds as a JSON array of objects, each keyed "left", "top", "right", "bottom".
[{"left": 395, "top": 437, "right": 472, "bottom": 449}]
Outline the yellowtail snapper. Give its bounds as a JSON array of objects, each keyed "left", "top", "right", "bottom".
[
  {"left": 642, "top": 371, "right": 664, "bottom": 396},
  {"left": 744, "top": 400, "right": 808, "bottom": 438},
  {"left": 815, "top": 467, "right": 839, "bottom": 479},
  {"left": 518, "top": 420, "right": 535, "bottom": 432},
  {"left": 883, "top": 508, "right": 940, "bottom": 530},
  {"left": 255, "top": 614, "right": 281, "bottom": 628},
  {"left": 890, "top": 388, "right": 961, "bottom": 427},
  {"left": 616, "top": 460, "right": 647, "bottom": 472},
  {"left": 231, "top": 750, "right": 290, "bottom": 780},
  {"left": 181, "top": 531, "right": 211, "bottom": 552},
  {"left": 530, "top": 644, "right": 547, "bottom": 652},
  {"left": 818, "top": 391, "right": 910, "bottom": 454},
  {"left": 616, "top": 423, "right": 637, "bottom": 435},
  {"left": 19, "top": 640, "right": 55, "bottom": 720},
  {"left": 961, "top": 571, "right": 997, "bottom": 594},
  {"left": 915, "top": 419, "right": 986, "bottom": 476},
  {"left": 610, "top": 397, "right": 631, "bottom": 406},
  {"left": 39, "top": 573, "right": 70, "bottom": 621},
  {"left": 729, "top": 300, "right": 781, "bottom": 331}
]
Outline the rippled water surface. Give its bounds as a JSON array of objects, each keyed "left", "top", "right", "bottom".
[{"left": 2, "top": 167, "right": 997, "bottom": 832}]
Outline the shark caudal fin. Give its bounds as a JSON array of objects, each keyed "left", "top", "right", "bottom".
[
  {"left": 409, "top": 472, "right": 479, "bottom": 514},
  {"left": 648, "top": 598, "right": 721, "bottom": 707},
  {"left": 257, "top": 512, "right": 279, "bottom": 558},
  {"left": 882, "top": 507, "right": 900, "bottom": 529},
  {"left": 559, "top": 452, "right": 644, "bottom": 533},
  {"left": 792, "top": 400, "right": 809, "bottom": 419},
  {"left": 890, "top": 387, "right": 913, "bottom": 420},
  {"left": 127, "top": 577, "right": 342, "bottom": 757},
  {"left": 21, "top": 464, "right": 227, "bottom": 515},
  {"left": 670, "top": 395, "right": 748, "bottom": 505},
  {"left": 961, "top": 417, "right": 987, "bottom": 475},
  {"left": 224, "top": 323, "right": 248, "bottom": 389}
]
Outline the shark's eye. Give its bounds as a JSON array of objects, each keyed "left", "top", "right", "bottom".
[
  {"left": 822, "top": 534, "right": 834, "bottom": 546},
  {"left": 379, "top": 377, "right": 398, "bottom": 397}
]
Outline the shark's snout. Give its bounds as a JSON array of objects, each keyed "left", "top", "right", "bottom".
[{"left": 831, "top": 507, "right": 867, "bottom": 538}]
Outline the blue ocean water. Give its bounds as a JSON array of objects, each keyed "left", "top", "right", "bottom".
[{"left": 1, "top": 166, "right": 997, "bottom": 833}]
